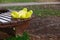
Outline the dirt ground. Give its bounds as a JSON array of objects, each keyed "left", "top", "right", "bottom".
[{"left": 26, "top": 16, "right": 60, "bottom": 40}]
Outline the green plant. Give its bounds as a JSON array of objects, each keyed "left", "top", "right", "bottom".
[{"left": 4, "top": 32, "right": 30, "bottom": 40}]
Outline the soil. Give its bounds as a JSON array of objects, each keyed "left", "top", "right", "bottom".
[{"left": 26, "top": 16, "right": 60, "bottom": 40}]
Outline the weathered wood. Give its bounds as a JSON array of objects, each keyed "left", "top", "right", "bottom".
[{"left": 0, "top": 2, "right": 60, "bottom": 7}]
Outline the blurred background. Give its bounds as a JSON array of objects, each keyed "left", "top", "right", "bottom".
[
  {"left": 0, "top": 0, "right": 60, "bottom": 16},
  {"left": 0, "top": 0, "right": 60, "bottom": 40},
  {"left": 0, "top": 0, "right": 60, "bottom": 3}
]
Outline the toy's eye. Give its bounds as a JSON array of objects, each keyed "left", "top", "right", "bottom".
[{"left": 0, "top": 8, "right": 10, "bottom": 14}]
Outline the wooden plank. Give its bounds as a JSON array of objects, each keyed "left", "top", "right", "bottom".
[{"left": 0, "top": 2, "right": 60, "bottom": 7}]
